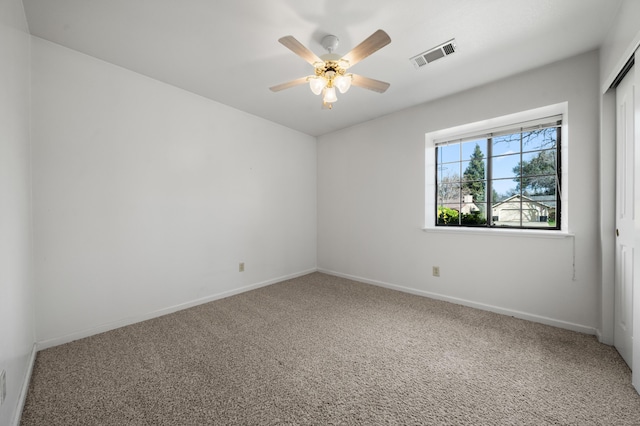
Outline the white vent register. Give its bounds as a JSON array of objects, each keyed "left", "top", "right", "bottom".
[{"left": 410, "top": 39, "right": 457, "bottom": 69}]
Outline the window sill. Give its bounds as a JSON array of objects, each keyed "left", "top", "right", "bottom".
[{"left": 422, "top": 226, "right": 574, "bottom": 239}]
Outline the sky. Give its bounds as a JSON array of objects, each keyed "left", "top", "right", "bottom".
[{"left": 436, "top": 128, "right": 557, "bottom": 201}]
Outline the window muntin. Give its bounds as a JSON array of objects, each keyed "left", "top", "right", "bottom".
[{"left": 435, "top": 119, "right": 561, "bottom": 230}]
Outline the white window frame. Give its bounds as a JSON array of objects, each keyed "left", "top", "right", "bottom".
[{"left": 424, "top": 102, "right": 571, "bottom": 238}]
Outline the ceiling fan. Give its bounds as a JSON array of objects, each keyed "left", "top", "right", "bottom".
[{"left": 269, "top": 30, "right": 391, "bottom": 109}]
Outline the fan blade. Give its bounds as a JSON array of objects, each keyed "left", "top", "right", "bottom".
[
  {"left": 269, "top": 76, "right": 309, "bottom": 92},
  {"left": 278, "top": 36, "right": 323, "bottom": 66},
  {"left": 351, "top": 74, "right": 390, "bottom": 93},
  {"left": 341, "top": 29, "right": 391, "bottom": 68}
]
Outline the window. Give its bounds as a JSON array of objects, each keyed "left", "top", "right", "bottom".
[{"left": 434, "top": 115, "right": 562, "bottom": 230}]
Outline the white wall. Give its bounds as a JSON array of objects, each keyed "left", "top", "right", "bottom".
[
  {"left": 0, "top": 0, "right": 34, "bottom": 424},
  {"left": 318, "top": 50, "right": 600, "bottom": 333},
  {"left": 31, "top": 38, "right": 317, "bottom": 348}
]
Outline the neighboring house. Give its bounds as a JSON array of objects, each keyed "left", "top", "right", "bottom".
[
  {"left": 492, "top": 194, "right": 555, "bottom": 223},
  {"left": 441, "top": 194, "right": 480, "bottom": 214}
]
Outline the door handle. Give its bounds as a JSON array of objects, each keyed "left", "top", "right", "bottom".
[{"left": 616, "top": 229, "right": 620, "bottom": 237}]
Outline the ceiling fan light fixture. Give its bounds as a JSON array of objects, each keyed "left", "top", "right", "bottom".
[
  {"left": 323, "top": 87, "right": 338, "bottom": 103},
  {"left": 334, "top": 74, "right": 352, "bottom": 94},
  {"left": 270, "top": 30, "right": 391, "bottom": 109},
  {"left": 309, "top": 76, "right": 327, "bottom": 95}
]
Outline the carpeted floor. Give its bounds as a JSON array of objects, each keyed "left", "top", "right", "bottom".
[{"left": 21, "top": 272, "right": 640, "bottom": 425}]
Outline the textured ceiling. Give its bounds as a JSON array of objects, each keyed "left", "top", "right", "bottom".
[{"left": 22, "top": 0, "right": 621, "bottom": 136}]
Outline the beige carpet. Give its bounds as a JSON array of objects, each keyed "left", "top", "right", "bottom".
[{"left": 21, "top": 272, "right": 640, "bottom": 425}]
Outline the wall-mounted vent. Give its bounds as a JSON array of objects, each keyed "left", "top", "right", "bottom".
[{"left": 410, "top": 39, "right": 457, "bottom": 69}]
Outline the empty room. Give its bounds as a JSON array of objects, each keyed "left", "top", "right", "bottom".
[{"left": 3, "top": 0, "right": 640, "bottom": 424}]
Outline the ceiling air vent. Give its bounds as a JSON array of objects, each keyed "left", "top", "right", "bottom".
[{"left": 410, "top": 39, "right": 457, "bottom": 69}]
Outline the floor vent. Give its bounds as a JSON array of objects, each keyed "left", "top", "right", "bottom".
[{"left": 410, "top": 39, "right": 457, "bottom": 69}]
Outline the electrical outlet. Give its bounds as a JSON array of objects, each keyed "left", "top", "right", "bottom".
[
  {"left": 0, "top": 369, "right": 6, "bottom": 406},
  {"left": 239, "top": 262, "right": 245, "bottom": 272},
  {"left": 432, "top": 266, "right": 440, "bottom": 277}
]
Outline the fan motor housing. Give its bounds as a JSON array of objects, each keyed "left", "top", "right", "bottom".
[{"left": 321, "top": 35, "right": 340, "bottom": 53}]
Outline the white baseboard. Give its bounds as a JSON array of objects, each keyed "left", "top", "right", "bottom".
[
  {"left": 37, "top": 268, "right": 317, "bottom": 350},
  {"left": 318, "top": 268, "right": 597, "bottom": 336},
  {"left": 11, "top": 343, "right": 37, "bottom": 426},
  {"left": 595, "top": 329, "right": 612, "bottom": 345}
]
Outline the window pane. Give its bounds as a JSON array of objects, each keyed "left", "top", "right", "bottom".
[
  {"left": 532, "top": 190, "right": 557, "bottom": 205},
  {"left": 532, "top": 184, "right": 559, "bottom": 228},
  {"left": 492, "top": 153, "right": 519, "bottom": 179},
  {"left": 520, "top": 150, "right": 556, "bottom": 174},
  {"left": 437, "top": 184, "right": 460, "bottom": 206},
  {"left": 466, "top": 187, "right": 486, "bottom": 203},
  {"left": 461, "top": 202, "right": 487, "bottom": 226},
  {"left": 492, "top": 134, "right": 520, "bottom": 156},
  {"left": 491, "top": 178, "right": 517, "bottom": 201},
  {"left": 492, "top": 197, "right": 522, "bottom": 227},
  {"left": 519, "top": 149, "right": 556, "bottom": 195},
  {"left": 437, "top": 163, "right": 461, "bottom": 181},
  {"left": 522, "top": 128, "right": 557, "bottom": 152},
  {"left": 459, "top": 140, "right": 487, "bottom": 206},
  {"left": 461, "top": 179, "right": 486, "bottom": 205},
  {"left": 461, "top": 139, "right": 487, "bottom": 160},
  {"left": 437, "top": 204, "right": 461, "bottom": 225},
  {"left": 461, "top": 159, "right": 487, "bottom": 181},
  {"left": 437, "top": 144, "right": 460, "bottom": 164},
  {"left": 530, "top": 188, "right": 557, "bottom": 227}
]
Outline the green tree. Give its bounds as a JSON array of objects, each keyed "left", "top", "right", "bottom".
[
  {"left": 462, "top": 144, "right": 486, "bottom": 202},
  {"left": 513, "top": 150, "right": 556, "bottom": 195}
]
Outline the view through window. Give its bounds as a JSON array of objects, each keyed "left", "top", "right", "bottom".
[{"left": 435, "top": 117, "right": 561, "bottom": 229}]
